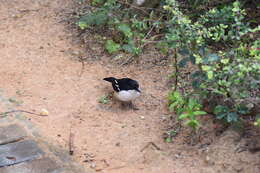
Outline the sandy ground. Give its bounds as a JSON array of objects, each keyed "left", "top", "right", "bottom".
[{"left": 0, "top": 0, "right": 259, "bottom": 173}]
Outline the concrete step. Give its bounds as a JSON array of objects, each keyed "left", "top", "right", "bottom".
[
  {"left": 0, "top": 140, "right": 43, "bottom": 167},
  {"left": 0, "top": 124, "right": 91, "bottom": 173}
]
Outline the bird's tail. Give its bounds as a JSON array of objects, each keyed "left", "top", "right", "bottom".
[{"left": 103, "top": 77, "right": 117, "bottom": 83}]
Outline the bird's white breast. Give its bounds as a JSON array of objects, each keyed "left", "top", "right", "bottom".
[{"left": 114, "top": 90, "right": 140, "bottom": 102}]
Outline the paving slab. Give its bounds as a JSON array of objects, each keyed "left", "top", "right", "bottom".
[
  {"left": 0, "top": 124, "right": 27, "bottom": 145},
  {"left": 0, "top": 140, "right": 43, "bottom": 167},
  {"left": 0, "top": 157, "right": 62, "bottom": 173},
  {"left": 0, "top": 122, "right": 90, "bottom": 172}
]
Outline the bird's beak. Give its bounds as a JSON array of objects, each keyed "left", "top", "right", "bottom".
[{"left": 136, "top": 88, "right": 141, "bottom": 93}]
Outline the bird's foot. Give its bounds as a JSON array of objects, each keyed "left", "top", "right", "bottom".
[
  {"left": 130, "top": 102, "right": 139, "bottom": 110},
  {"left": 121, "top": 102, "right": 139, "bottom": 110}
]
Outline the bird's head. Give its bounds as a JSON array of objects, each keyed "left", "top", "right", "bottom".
[
  {"left": 103, "top": 77, "right": 117, "bottom": 83},
  {"left": 129, "top": 80, "right": 141, "bottom": 92}
]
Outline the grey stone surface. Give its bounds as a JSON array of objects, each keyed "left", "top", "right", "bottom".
[
  {"left": 0, "top": 157, "right": 63, "bottom": 173},
  {"left": 0, "top": 124, "right": 27, "bottom": 145},
  {"left": 0, "top": 140, "right": 43, "bottom": 167},
  {"left": 0, "top": 120, "right": 90, "bottom": 172}
]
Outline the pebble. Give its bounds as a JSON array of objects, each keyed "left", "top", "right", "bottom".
[
  {"left": 90, "top": 163, "right": 96, "bottom": 169},
  {"left": 40, "top": 109, "right": 49, "bottom": 116}
]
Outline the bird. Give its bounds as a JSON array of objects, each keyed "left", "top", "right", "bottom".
[{"left": 103, "top": 77, "right": 141, "bottom": 109}]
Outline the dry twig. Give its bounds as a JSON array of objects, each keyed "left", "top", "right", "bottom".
[
  {"left": 69, "top": 127, "right": 75, "bottom": 155},
  {"left": 140, "top": 142, "right": 161, "bottom": 152},
  {"left": 0, "top": 110, "right": 45, "bottom": 118}
]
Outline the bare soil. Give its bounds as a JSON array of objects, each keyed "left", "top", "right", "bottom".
[{"left": 0, "top": 0, "right": 259, "bottom": 173}]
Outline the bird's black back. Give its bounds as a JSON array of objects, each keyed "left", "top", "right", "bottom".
[{"left": 103, "top": 77, "right": 140, "bottom": 92}]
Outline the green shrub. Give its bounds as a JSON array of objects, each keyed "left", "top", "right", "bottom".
[
  {"left": 77, "top": 0, "right": 259, "bottom": 126},
  {"left": 164, "top": 0, "right": 259, "bottom": 124},
  {"left": 168, "top": 91, "right": 206, "bottom": 131}
]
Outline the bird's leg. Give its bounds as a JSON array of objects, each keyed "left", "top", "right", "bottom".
[
  {"left": 128, "top": 101, "right": 139, "bottom": 110},
  {"left": 121, "top": 102, "right": 129, "bottom": 110},
  {"left": 120, "top": 101, "right": 139, "bottom": 110}
]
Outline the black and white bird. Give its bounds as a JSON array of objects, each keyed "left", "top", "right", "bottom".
[{"left": 103, "top": 77, "right": 141, "bottom": 109}]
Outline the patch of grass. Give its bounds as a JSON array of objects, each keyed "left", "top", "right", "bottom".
[
  {"left": 8, "top": 97, "right": 23, "bottom": 106},
  {"left": 98, "top": 94, "right": 110, "bottom": 104}
]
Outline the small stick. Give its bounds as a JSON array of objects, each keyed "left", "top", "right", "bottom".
[
  {"left": 249, "top": 147, "right": 260, "bottom": 153},
  {"left": 150, "top": 142, "right": 161, "bottom": 150},
  {"left": 69, "top": 127, "right": 75, "bottom": 155},
  {"left": 0, "top": 110, "right": 44, "bottom": 117},
  {"left": 102, "top": 159, "right": 110, "bottom": 167},
  {"left": 140, "top": 142, "right": 161, "bottom": 152},
  {"left": 0, "top": 137, "right": 25, "bottom": 145},
  {"left": 140, "top": 142, "right": 151, "bottom": 152},
  {"left": 106, "top": 165, "right": 126, "bottom": 170},
  {"left": 78, "top": 56, "right": 85, "bottom": 77}
]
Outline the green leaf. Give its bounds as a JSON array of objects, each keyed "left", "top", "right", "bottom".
[
  {"left": 178, "top": 113, "right": 189, "bottom": 120},
  {"left": 188, "top": 98, "right": 197, "bottom": 110},
  {"left": 165, "top": 137, "right": 172, "bottom": 143},
  {"left": 156, "top": 42, "right": 169, "bottom": 54},
  {"left": 79, "top": 10, "right": 108, "bottom": 27},
  {"left": 91, "top": 0, "right": 105, "bottom": 5},
  {"left": 78, "top": 21, "right": 88, "bottom": 30},
  {"left": 207, "top": 71, "right": 213, "bottom": 79},
  {"left": 189, "top": 55, "right": 196, "bottom": 64},
  {"left": 167, "top": 91, "right": 179, "bottom": 102},
  {"left": 122, "top": 44, "right": 140, "bottom": 55},
  {"left": 216, "top": 112, "right": 227, "bottom": 120},
  {"left": 173, "top": 91, "right": 181, "bottom": 99},
  {"left": 202, "top": 65, "right": 211, "bottom": 71},
  {"left": 192, "top": 79, "right": 200, "bottom": 89},
  {"left": 191, "top": 71, "right": 203, "bottom": 78},
  {"left": 214, "top": 105, "right": 228, "bottom": 114},
  {"left": 178, "top": 58, "right": 189, "bottom": 68},
  {"left": 221, "top": 58, "right": 229, "bottom": 64},
  {"left": 117, "top": 24, "right": 133, "bottom": 38},
  {"left": 169, "top": 130, "right": 177, "bottom": 136},
  {"left": 98, "top": 95, "right": 109, "bottom": 104},
  {"left": 105, "top": 40, "right": 120, "bottom": 54},
  {"left": 176, "top": 107, "right": 185, "bottom": 115},
  {"left": 227, "top": 112, "right": 238, "bottom": 122},
  {"left": 193, "top": 111, "right": 207, "bottom": 115},
  {"left": 169, "top": 102, "right": 178, "bottom": 112},
  {"left": 254, "top": 118, "right": 260, "bottom": 126},
  {"left": 207, "top": 54, "right": 219, "bottom": 62},
  {"left": 185, "top": 120, "right": 199, "bottom": 130},
  {"left": 178, "top": 48, "right": 189, "bottom": 56},
  {"left": 236, "top": 105, "right": 249, "bottom": 115}
]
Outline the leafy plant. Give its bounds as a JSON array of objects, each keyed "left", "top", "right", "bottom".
[
  {"left": 164, "top": 130, "right": 178, "bottom": 143},
  {"left": 76, "top": 0, "right": 143, "bottom": 55},
  {"left": 105, "top": 40, "right": 121, "bottom": 53},
  {"left": 77, "top": 9, "right": 109, "bottom": 29},
  {"left": 178, "top": 98, "right": 207, "bottom": 130},
  {"left": 77, "top": 0, "right": 259, "bottom": 127},
  {"left": 167, "top": 91, "right": 185, "bottom": 115},
  {"left": 213, "top": 105, "right": 239, "bottom": 123},
  {"left": 98, "top": 94, "right": 110, "bottom": 104},
  {"left": 164, "top": 0, "right": 259, "bottom": 124},
  {"left": 168, "top": 91, "right": 206, "bottom": 131}
]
